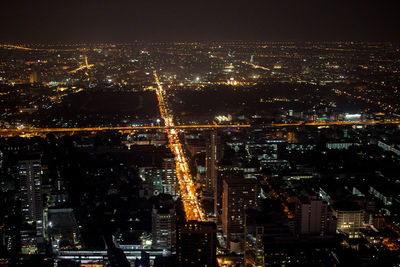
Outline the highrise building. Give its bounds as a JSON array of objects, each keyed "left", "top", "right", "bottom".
[
  {"left": 18, "top": 159, "right": 43, "bottom": 254},
  {"left": 162, "top": 157, "right": 177, "bottom": 198},
  {"left": 206, "top": 130, "right": 219, "bottom": 195},
  {"left": 177, "top": 221, "right": 217, "bottom": 267},
  {"left": 244, "top": 208, "right": 291, "bottom": 267},
  {"left": 152, "top": 196, "right": 176, "bottom": 252},
  {"left": 332, "top": 201, "right": 364, "bottom": 238},
  {"left": 215, "top": 170, "right": 243, "bottom": 225},
  {"left": 222, "top": 176, "right": 259, "bottom": 247},
  {"left": 295, "top": 196, "right": 336, "bottom": 236}
]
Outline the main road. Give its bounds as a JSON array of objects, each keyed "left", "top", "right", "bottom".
[
  {"left": 1, "top": 120, "right": 399, "bottom": 137},
  {"left": 154, "top": 70, "right": 206, "bottom": 221},
  {"left": 0, "top": 124, "right": 250, "bottom": 136}
]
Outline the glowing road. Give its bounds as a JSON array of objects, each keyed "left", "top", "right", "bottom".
[
  {"left": 68, "top": 56, "right": 94, "bottom": 74},
  {"left": 0, "top": 44, "right": 34, "bottom": 51},
  {"left": 154, "top": 70, "right": 206, "bottom": 221},
  {"left": 0, "top": 124, "right": 251, "bottom": 136},
  {"left": 271, "top": 121, "right": 400, "bottom": 127},
  {"left": 1, "top": 119, "right": 399, "bottom": 137},
  {"left": 241, "top": 60, "right": 270, "bottom": 71},
  {"left": 0, "top": 44, "right": 86, "bottom": 52},
  {"left": 1, "top": 119, "right": 399, "bottom": 136}
]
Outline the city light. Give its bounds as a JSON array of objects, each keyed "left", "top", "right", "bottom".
[{"left": 154, "top": 70, "right": 206, "bottom": 222}]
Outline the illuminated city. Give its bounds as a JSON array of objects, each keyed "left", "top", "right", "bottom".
[{"left": 1, "top": 1, "right": 400, "bottom": 266}]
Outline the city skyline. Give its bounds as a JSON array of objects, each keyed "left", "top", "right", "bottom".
[{"left": 1, "top": 1, "right": 400, "bottom": 266}]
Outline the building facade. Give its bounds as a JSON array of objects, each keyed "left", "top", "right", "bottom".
[
  {"left": 18, "top": 159, "right": 43, "bottom": 254},
  {"left": 222, "top": 176, "right": 259, "bottom": 247},
  {"left": 295, "top": 196, "right": 336, "bottom": 236},
  {"left": 177, "top": 221, "right": 216, "bottom": 267}
]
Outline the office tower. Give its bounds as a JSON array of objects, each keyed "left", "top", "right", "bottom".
[
  {"left": 152, "top": 197, "right": 176, "bottom": 252},
  {"left": 162, "top": 157, "right": 178, "bottom": 198},
  {"left": 177, "top": 221, "right": 216, "bottom": 267},
  {"left": 215, "top": 170, "right": 243, "bottom": 225},
  {"left": 295, "top": 196, "right": 336, "bottom": 236},
  {"left": 206, "top": 130, "right": 219, "bottom": 194},
  {"left": 244, "top": 208, "right": 291, "bottom": 267},
  {"left": 245, "top": 225, "right": 265, "bottom": 266},
  {"left": 222, "top": 176, "right": 259, "bottom": 247},
  {"left": 332, "top": 201, "right": 364, "bottom": 238},
  {"left": 214, "top": 170, "right": 223, "bottom": 223},
  {"left": 18, "top": 159, "right": 43, "bottom": 254},
  {"left": 19, "top": 160, "right": 43, "bottom": 224}
]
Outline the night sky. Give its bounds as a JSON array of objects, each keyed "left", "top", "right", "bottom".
[{"left": 1, "top": 0, "right": 399, "bottom": 42}]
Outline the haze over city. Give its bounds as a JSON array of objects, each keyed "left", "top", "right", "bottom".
[{"left": 1, "top": 0, "right": 400, "bottom": 42}]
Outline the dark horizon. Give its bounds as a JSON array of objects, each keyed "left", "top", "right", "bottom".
[
  {"left": 3, "top": 40, "right": 400, "bottom": 46},
  {"left": 1, "top": 0, "right": 399, "bottom": 43}
]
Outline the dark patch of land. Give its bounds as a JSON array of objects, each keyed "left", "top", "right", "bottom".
[{"left": 37, "top": 90, "right": 159, "bottom": 127}]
